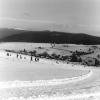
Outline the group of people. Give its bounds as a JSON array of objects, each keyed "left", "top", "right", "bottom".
[
  {"left": 6, "top": 52, "right": 11, "bottom": 56},
  {"left": 6, "top": 52, "right": 39, "bottom": 63},
  {"left": 30, "top": 55, "right": 39, "bottom": 62}
]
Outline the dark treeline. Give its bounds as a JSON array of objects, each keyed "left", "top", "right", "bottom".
[{"left": 0, "top": 28, "right": 100, "bottom": 45}]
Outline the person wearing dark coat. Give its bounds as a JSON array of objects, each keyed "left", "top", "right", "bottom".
[{"left": 30, "top": 56, "right": 33, "bottom": 62}]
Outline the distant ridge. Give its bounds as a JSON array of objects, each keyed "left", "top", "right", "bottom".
[
  {"left": 0, "top": 28, "right": 100, "bottom": 45},
  {"left": 0, "top": 28, "right": 26, "bottom": 39}
]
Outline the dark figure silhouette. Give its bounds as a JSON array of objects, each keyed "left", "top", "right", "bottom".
[
  {"left": 35, "top": 57, "right": 39, "bottom": 62},
  {"left": 35, "top": 57, "right": 36, "bottom": 62},
  {"left": 17, "top": 54, "right": 19, "bottom": 58},
  {"left": 30, "top": 56, "right": 33, "bottom": 62},
  {"left": 7, "top": 53, "right": 9, "bottom": 56}
]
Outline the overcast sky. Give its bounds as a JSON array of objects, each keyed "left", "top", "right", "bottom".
[{"left": 0, "top": 0, "right": 100, "bottom": 36}]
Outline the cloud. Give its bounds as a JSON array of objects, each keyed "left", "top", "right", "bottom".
[{"left": 0, "top": 17, "right": 55, "bottom": 24}]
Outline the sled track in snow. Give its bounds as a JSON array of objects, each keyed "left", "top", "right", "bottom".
[{"left": 0, "top": 70, "right": 92, "bottom": 88}]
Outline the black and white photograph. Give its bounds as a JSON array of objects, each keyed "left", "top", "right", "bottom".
[{"left": 0, "top": 0, "right": 100, "bottom": 100}]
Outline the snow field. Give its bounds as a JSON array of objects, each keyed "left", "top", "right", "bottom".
[
  {"left": 0, "top": 50, "right": 92, "bottom": 88},
  {"left": 1, "top": 92, "right": 100, "bottom": 100},
  {"left": 0, "top": 70, "right": 92, "bottom": 88},
  {"left": 0, "top": 43, "right": 100, "bottom": 100}
]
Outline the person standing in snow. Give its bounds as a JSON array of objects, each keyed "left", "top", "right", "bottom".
[
  {"left": 7, "top": 52, "right": 9, "bottom": 56},
  {"left": 35, "top": 57, "right": 39, "bottom": 62},
  {"left": 30, "top": 56, "right": 33, "bottom": 63},
  {"left": 17, "top": 53, "right": 19, "bottom": 58}
]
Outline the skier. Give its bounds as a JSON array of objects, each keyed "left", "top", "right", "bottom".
[{"left": 30, "top": 56, "right": 33, "bottom": 63}]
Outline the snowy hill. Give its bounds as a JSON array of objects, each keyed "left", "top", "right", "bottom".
[{"left": 0, "top": 28, "right": 100, "bottom": 45}]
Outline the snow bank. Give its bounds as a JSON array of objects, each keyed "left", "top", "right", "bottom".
[
  {"left": 1, "top": 92, "right": 100, "bottom": 100},
  {"left": 0, "top": 70, "right": 92, "bottom": 88}
]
